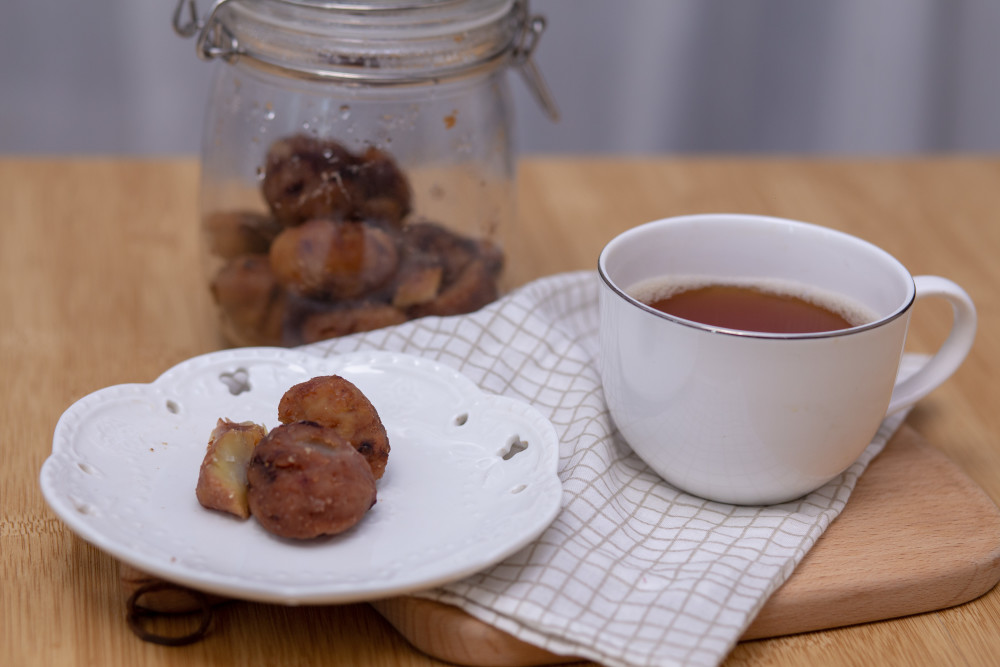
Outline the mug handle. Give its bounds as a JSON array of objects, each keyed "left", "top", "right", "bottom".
[{"left": 887, "top": 275, "right": 977, "bottom": 415}]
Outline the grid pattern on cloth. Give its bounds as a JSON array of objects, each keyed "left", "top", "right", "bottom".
[{"left": 300, "top": 271, "right": 911, "bottom": 667}]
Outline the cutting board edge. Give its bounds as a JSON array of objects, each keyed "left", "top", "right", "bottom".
[
  {"left": 741, "top": 562, "right": 1000, "bottom": 640},
  {"left": 115, "top": 425, "right": 1000, "bottom": 667}
]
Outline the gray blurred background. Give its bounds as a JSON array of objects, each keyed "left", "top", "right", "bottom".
[{"left": 3, "top": 0, "right": 999, "bottom": 155}]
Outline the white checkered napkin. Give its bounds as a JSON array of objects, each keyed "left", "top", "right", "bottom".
[{"left": 300, "top": 271, "right": 912, "bottom": 667}]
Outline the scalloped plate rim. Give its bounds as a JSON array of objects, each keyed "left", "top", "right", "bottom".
[{"left": 40, "top": 348, "right": 563, "bottom": 605}]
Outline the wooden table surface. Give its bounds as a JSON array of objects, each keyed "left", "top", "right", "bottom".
[{"left": 3, "top": 156, "right": 999, "bottom": 666}]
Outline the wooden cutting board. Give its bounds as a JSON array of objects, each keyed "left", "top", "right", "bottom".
[{"left": 120, "top": 425, "right": 1000, "bottom": 665}]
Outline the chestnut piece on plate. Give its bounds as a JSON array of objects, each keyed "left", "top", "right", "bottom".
[
  {"left": 278, "top": 375, "right": 391, "bottom": 480},
  {"left": 247, "top": 421, "right": 377, "bottom": 540},
  {"left": 196, "top": 419, "right": 268, "bottom": 519}
]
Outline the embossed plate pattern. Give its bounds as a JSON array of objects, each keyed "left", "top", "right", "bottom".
[{"left": 40, "top": 348, "right": 562, "bottom": 605}]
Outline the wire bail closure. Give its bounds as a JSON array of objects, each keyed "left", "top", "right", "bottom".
[
  {"left": 173, "top": 0, "right": 239, "bottom": 61},
  {"left": 172, "top": 0, "right": 557, "bottom": 120},
  {"left": 511, "top": 11, "right": 559, "bottom": 121}
]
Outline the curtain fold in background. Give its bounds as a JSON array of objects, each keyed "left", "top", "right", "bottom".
[{"left": 2, "top": 0, "right": 999, "bottom": 155}]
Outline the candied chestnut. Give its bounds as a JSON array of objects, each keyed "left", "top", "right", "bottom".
[
  {"left": 261, "top": 134, "right": 363, "bottom": 226},
  {"left": 278, "top": 375, "right": 391, "bottom": 480},
  {"left": 195, "top": 419, "right": 268, "bottom": 519},
  {"left": 400, "top": 222, "right": 503, "bottom": 318},
  {"left": 268, "top": 219, "right": 399, "bottom": 299},
  {"left": 407, "top": 257, "right": 499, "bottom": 318},
  {"left": 390, "top": 247, "right": 444, "bottom": 308},
  {"left": 210, "top": 255, "right": 286, "bottom": 346},
  {"left": 297, "top": 301, "right": 407, "bottom": 345},
  {"left": 206, "top": 133, "right": 506, "bottom": 345},
  {"left": 354, "top": 146, "right": 412, "bottom": 227},
  {"left": 247, "top": 421, "right": 377, "bottom": 539},
  {"left": 204, "top": 210, "right": 282, "bottom": 259},
  {"left": 401, "top": 221, "right": 490, "bottom": 282}
]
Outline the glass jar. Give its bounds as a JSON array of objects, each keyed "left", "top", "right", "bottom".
[{"left": 173, "top": 0, "right": 556, "bottom": 347}]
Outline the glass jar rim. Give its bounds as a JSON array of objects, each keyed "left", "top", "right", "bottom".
[{"left": 177, "top": 0, "right": 525, "bottom": 83}]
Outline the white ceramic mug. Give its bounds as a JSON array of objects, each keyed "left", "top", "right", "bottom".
[{"left": 598, "top": 213, "right": 977, "bottom": 505}]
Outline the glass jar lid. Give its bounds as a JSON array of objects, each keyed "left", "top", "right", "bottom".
[{"left": 173, "top": 0, "right": 558, "bottom": 118}]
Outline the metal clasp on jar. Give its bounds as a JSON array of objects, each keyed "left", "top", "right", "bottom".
[
  {"left": 172, "top": 0, "right": 558, "bottom": 120},
  {"left": 173, "top": 0, "right": 240, "bottom": 62},
  {"left": 510, "top": 2, "right": 559, "bottom": 121}
]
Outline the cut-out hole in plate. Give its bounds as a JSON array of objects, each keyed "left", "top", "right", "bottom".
[
  {"left": 77, "top": 463, "right": 97, "bottom": 475},
  {"left": 165, "top": 400, "right": 180, "bottom": 414},
  {"left": 501, "top": 435, "right": 528, "bottom": 461},
  {"left": 453, "top": 413, "right": 469, "bottom": 426},
  {"left": 219, "top": 368, "right": 250, "bottom": 396}
]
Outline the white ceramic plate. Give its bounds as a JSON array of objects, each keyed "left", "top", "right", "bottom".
[{"left": 40, "top": 348, "right": 562, "bottom": 605}]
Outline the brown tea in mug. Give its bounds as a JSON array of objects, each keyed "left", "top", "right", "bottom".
[{"left": 630, "top": 277, "right": 875, "bottom": 334}]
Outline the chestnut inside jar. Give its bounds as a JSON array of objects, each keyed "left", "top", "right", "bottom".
[
  {"left": 207, "top": 134, "right": 505, "bottom": 346},
  {"left": 175, "top": 0, "right": 558, "bottom": 347}
]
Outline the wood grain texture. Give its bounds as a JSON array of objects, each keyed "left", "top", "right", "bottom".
[
  {"left": 375, "top": 426, "right": 1000, "bottom": 661},
  {"left": 121, "top": 425, "right": 1000, "bottom": 666},
  {"left": 5, "top": 157, "right": 1000, "bottom": 667},
  {"left": 742, "top": 425, "right": 1000, "bottom": 639}
]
